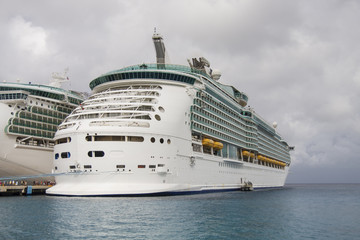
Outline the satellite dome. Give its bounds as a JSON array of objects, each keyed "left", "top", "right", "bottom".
[
  {"left": 212, "top": 69, "right": 222, "bottom": 81},
  {"left": 273, "top": 122, "right": 278, "bottom": 129}
]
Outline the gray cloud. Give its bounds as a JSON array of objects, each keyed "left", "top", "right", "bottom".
[{"left": 1, "top": 0, "right": 359, "bottom": 183}]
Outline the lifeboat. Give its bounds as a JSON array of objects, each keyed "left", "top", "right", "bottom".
[
  {"left": 213, "top": 142, "right": 223, "bottom": 150},
  {"left": 258, "top": 155, "right": 266, "bottom": 161},
  {"left": 202, "top": 138, "right": 214, "bottom": 148},
  {"left": 242, "top": 150, "right": 250, "bottom": 156}
]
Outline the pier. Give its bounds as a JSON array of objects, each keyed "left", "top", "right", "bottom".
[{"left": 0, "top": 185, "right": 51, "bottom": 196}]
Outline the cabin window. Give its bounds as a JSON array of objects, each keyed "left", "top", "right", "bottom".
[
  {"left": 61, "top": 152, "right": 71, "bottom": 159},
  {"left": 94, "top": 136, "right": 125, "bottom": 141},
  {"left": 192, "top": 144, "right": 201, "bottom": 152},
  {"left": 128, "top": 136, "right": 144, "bottom": 142},
  {"left": 94, "top": 151, "right": 105, "bottom": 157},
  {"left": 88, "top": 151, "right": 105, "bottom": 157}
]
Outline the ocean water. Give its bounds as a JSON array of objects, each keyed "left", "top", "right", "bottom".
[{"left": 0, "top": 184, "right": 359, "bottom": 240}]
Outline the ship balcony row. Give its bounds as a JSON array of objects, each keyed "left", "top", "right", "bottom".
[{"left": 5, "top": 125, "right": 55, "bottom": 139}]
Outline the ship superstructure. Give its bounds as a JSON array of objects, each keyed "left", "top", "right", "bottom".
[
  {"left": 47, "top": 33, "right": 292, "bottom": 196},
  {"left": 0, "top": 72, "right": 84, "bottom": 178}
]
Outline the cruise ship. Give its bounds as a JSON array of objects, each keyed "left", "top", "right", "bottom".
[
  {"left": 47, "top": 33, "right": 293, "bottom": 196},
  {"left": 0, "top": 71, "right": 84, "bottom": 179}
]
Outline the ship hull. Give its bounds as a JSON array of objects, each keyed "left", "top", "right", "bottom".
[
  {"left": 47, "top": 133, "right": 288, "bottom": 196},
  {"left": 0, "top": 103, "right": 53, "bottom": 179}
]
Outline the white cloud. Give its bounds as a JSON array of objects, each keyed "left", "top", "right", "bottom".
[{"left": 9, "top": 16, "right": 50, "bottom": 56}]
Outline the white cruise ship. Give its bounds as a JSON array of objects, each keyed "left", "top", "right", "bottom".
[
  {"left": 0, "top": 71, "right": 84, "bottom": 179},
  {"left": 47, "top": 33, "right": 293, "bottom": 196}
]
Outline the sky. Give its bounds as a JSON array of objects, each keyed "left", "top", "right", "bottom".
[{"left": 1, "top": 0, "right": 359, "bottom": 183}]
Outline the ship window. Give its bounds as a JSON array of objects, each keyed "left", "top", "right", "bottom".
[
  {"left": 116, "top": 165, "right": 125, "bottom": 168},
  {"left": 128, "top": 136, "right": 144, "bottom": 142},
  {"left": 155, "top": 115, "right": 161, "bottom": 121},
  {"left": 192, "top": 144, "right": 201, "bottom": 152},
  {"left": 55, "top": 153, "right": 59, "bottom": 160},
  {"left": 160, "top": 138, "right": 164, "bottom": 144},
  {"left": 158, "top": 106, "right": 165, "bottom": 112},
  {"left": 150, "top": 137, "right": 155, "bottom": 143},
  {"left": 55, "top": 137, "right": 71, "bottom": 145},
  {"left": 69, "top": 165, "right": 76, "bottom": 169},
  {"left": 85, "top": 136, "right": 92, "bottom": 141},
  {"left": 167, "top": 139, "right": 171, "bottom": 144},
  {"left": 84, "top": 165, "right": 92, "bottom": 169},
  {"left": 158, "top": 164, "right": 165, "bottom": 167},
  {"left": 94, "top": 151, "right": 105, "bottom": 157},
  {"left": 61, "top": 152, "right": 71, "bottom": 158},
  {"left": 149, "top": 165, "right": 156, "bottom": 168},
  {"left": 138, "top": 165, "right": 146, "bottom": 168},
  {"left": 203, "top": 146, "right": 211, "bottom": 154},
  {"left": 94, "top": 136, "right": 125, "bottom": 141},
  {"left": 88, "top": 151, "right": 93, "bottom": 157}
]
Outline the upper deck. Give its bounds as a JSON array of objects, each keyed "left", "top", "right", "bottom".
[{"left": 0, "top": 82, "right": 83, "bottom": 105}]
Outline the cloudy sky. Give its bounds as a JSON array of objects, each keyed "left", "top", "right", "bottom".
[{"left": 1, "top": 0, "right": 360, "bottom": 183}]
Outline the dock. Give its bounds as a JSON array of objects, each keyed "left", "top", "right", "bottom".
[{"left": 0, "top": 185, "right": 51, "bottom": 196}]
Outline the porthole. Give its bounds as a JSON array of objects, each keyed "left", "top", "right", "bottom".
[
  {"left": 158, "top": 106, "right": 165, "bottom": 112},
  {"left": 160, "top": 138, "right": 164, "bottom": 144},
  {"left": 155, "top": 115, "right": 161, "bottom": 121},
  {"left": 94, "top": 151, "right": 105, "bottom": 157},
  {"left": 55, "top": 153, "right": 59, "bottom": 160},
  {"left": 167, "top": 139, "right": 171, "bottom": 144},
  {"left": 151, "top": 137, "right": 155, "bottom": 143},
  {"left": 88, "top": 151, "right": 105, "bottom": 157},
  {"left": 61, "top": 152, "right": 71, "bottom": 159}
]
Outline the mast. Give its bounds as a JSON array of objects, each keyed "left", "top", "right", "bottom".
[{"left": 152, "top": 28, "right": 167, "bottom": 64}]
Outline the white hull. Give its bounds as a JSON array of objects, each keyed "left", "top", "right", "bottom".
[
  {"left": 0, "top": 103, "right": 53, "bottom": 178},
  {"left": 47, "top": 165, "right": 288, "bottom": 196},
  {"left": 47, "top": 129, "right": 288, "bottom": 196}
]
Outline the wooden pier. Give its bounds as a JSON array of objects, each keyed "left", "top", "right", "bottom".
[{"left": 0, "top": 185, "right": 51, "bottom": 196}]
